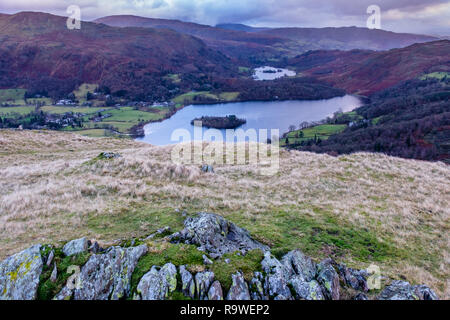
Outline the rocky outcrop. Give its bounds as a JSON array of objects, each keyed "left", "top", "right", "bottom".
[
  {"left": 62, "top": 238, "right": 89, "bottom": 257},
  {"left": 226, "top": 272, "right": 251, "bottom": 300},
  {"left": 378, "top": 280, "right": 439, "bottom": 300},
  {"left": 208, "top": 281, "right": 224, "bottom": 300},
  {"left": 136, "top": 263, "right": 177, "bottom": 300},
  {"left": 261, "top": 252, "right": 292, "bottom": 300},
  {"left": 317, "top": 259, "right": 340, "bottom": 300},
  {"left": 179, "top": 265, "right": 195, "bottom": 299},
  {"left": 56, "top": 244, "right": 147, "bottom": 300},
  {"left": 195, "top": 271, "right": 215, "bottom": 300},
  {"left": 0, "top": 212, "right": 440, "bottom": 301},
  {"left": 169, "top": 213, "right": 269, "bottom": 258},
  {"left": 0, "top": 245, "right": 43, "bottom": 300}
]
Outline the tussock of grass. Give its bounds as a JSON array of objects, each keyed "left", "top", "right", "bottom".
[
  {"left": 210, "top": 250, "right": 264, "bottom": 291},
  {"left": 130, "top": 242, "right": 205, "bottom": 295},
  {"left": 0, "top": 130, "right": 448, "bottom": 298}
]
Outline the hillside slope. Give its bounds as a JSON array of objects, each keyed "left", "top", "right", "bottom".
[
  {"left": 0, "top": 12, "right": 234, "bottom": 97},
  {"left": 0, "top": 130, "right": 448, "bottom": 297},
  {"left": 288, "top": 40, "right": 450, "bottom": 95}
]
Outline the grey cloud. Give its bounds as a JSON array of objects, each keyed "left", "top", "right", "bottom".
[{"left": 0, "top": 0, "right": 448, "bottom": 35}]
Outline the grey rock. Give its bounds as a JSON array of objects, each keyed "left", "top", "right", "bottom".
[
  {"left": 289, "top": 277, "right": 324, "bottom": 300},
  {"left": 249, "top": 272, "right": 268, "bottom": 300},
  {"left": 0, "top": 244, "right": 43, "bottom": 300},
  {"left": 99, "top": 152, "right": 121, "bottom": 159},
  {"left": 225, "top": 259, "right": 231, "bottom": 264},
  {"left": 226, "top": 272, "right": 251, "bottom": 300},
  {"left": 337, "top": 264, "right": 368, "bottom": 292},
  {"left": 208, "top": 281, "right": 224, "bottom": 300},
  {"left": 261, "top": 252, "right": 292, "bottom": 300},
  {"left": 88, "top": 241, "right": 102, "bottom": 254},
  {"left": 203, "top": 255, "right": 213, "bottom": 265},
  {"left": 317, "top": 259, "right": 340, "bottom": 300},
  {"left": 63, "top": 238, "right": 89, "bottom": 257},
  {"left": 378, "top": 281, "right": 439, "bottom": 300},
  {"left": 195, "top": 271, "right": 215, "bottom": 300},
  {"left": 354, "top": 293, "right": 369, "bottom": 300},
  {"left": 170, "top": 212, "right": 269, "bottom": 258},
  {"left": 50, "top": 263, "right": 58, "bottom": 283},
  {"left": 56, "top": 244, "right": 147, "bottom": 300},
  {"left": 53, "top": 286, "right": 74, "bottom": 301},
  {"left": 180, "top": 265, "right": 195, "bottom": 299},
  {"left": 281, "top": 249, "right": 316, "bottom": 282},
  {"left": 46, "top": 250, "right": 55, "bottom": 267},
  {"left": 137, "top": 263, "right": 178, "bottom": 300}
]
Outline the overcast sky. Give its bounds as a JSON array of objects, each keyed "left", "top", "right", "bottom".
[{"left": 0, "top": 0, "right": 449, "bottom": 35}]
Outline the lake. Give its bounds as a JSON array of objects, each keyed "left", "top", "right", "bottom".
[
  {"left": 137, "top": 95, "right": 362, "bottom": 146},
  {"left": 253, "top": 66, "right": 296, "bottom": 81}
]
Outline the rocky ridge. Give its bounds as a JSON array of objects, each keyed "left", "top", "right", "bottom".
[{"left": 0, "top": 213, "right": 439, "bottom": 300}]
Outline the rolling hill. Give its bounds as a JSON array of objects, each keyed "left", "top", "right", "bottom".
[
  {"left": 287, "top": 40, "right": 450, "bottom": 95},
  {"left": 0, "top": 12, "right": 235, "bottom": 97}
]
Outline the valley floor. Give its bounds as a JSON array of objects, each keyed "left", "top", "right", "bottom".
[{"left": 0, "top": 129, "right": 448, "bottom": 298}]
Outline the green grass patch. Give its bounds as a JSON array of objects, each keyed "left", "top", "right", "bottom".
[
  {"left": 210, "top": 250, "right": 264, "bottom": 290},
  {"left": 419, "top": 72, "right": 449, "bottom": 80},
  {"left": 0, "top": 106, "right": 35, "bottom": 117},
  {"left": 0, "top": 89, "right": 26, "bottom": 104},
  {"left": 164, "top": 74, "right": 181, "bottom": 84},
  {"left": 73, "top": 83, "right": 98, "bottom": 102},
  {"left": 41, "top": 106, "right": 110, "bottom": 115},
  {"left": 37, "top": 249, "right": 91, "bottom": 300},
  {"left": 281, "top": 124, "right": 347, "bottom": 146},
  {"left": 130, "top": 242, "right": 205, "bottom": 295}
]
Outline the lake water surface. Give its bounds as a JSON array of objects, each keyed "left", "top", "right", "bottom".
[
  {"left": 137, "top": 95, "right": 362, "bottom": 146},
  {"left": 253, "top": 66, "right": 296, "bottom": 80}
]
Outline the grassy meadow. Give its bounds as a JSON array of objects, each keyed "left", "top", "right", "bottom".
[{"left": 0, "top": 130, "right": 448, "bottom": 298}]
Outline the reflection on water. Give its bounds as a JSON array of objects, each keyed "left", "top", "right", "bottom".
[
  {"left": 137, "top": 95, "right": 362, "bottom": 146},
  {"left": 253, "top": 66, "right": 296, "bottom": 81}
]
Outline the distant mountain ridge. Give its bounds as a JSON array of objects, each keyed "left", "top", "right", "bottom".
[{"left": 95, "top": 15, "right": 439, "bottom": 55}]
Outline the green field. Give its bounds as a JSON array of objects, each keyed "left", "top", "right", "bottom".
[
  {"left": 281, "top": 124, "right": 347, "bottom": 146},
  {"left": 172, "top": 91, "right": 240, "bottom": 104},
  {"left": 0, "top": 89, "right": 26, "bottom": 104},
  {"left": 0, "top": 106, "right": 35, "bottom": 116},
  {"left": 73, "top": 83, "right": 98, "bottom": 103},
  {"left": 420, "top": 72, "right": 450, "bottom": 80},
  {"left": 41, "top": 106, "right": 110, "bottom": 115}
]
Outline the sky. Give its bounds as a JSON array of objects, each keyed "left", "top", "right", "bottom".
[{"left": 0, "top": 0, "right": 449, "bottom": 35}]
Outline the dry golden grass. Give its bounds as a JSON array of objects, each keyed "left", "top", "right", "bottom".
[{"left": 0, "top": 129, "right": 449, "bottom": 298}]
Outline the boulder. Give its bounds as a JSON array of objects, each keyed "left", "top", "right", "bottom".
[
  {"left": 62, "top": 238, "right": 89, "bottom": 257},
  {"left": 289, "top": 277, "right": 324, "bottom": 300},
  {"left": 195, "top": 271, "right": 215, "bottom": 300},
  {"left": 137, "top": 263, "right": 177, "bottom": 300},
  {"left": 282, "top": 250, "right": 316, "bottom": 282},
  {"left": 208, "top": 281, "right": 224, "bottom": 300},
  {"left": 180, "top": 265, "right": 196, "bottom": 299},
  {"left": 0, "top": 244, "right": 43, "bottom": 300},
  {"left": 378, "top": 280, "right": 439, "bottom": 300},
  {"left": 56, "top": 244, "right": 147, "bottom": 300},
  {"left": 317, "top": 259, "right": 340, "bottom": 300},
  {"left": 261, "top": 252, "right": 292, "bottom": 300},
  {"left": 170, "top": 213, "right": 269, "bottom": 258},
  {"left": 226, "top": 272, "right": 251, "bottom": 300}
]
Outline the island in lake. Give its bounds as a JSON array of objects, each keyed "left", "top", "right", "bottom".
[{"left": 191, "top": 115, "right": 247, "bottom": 129}]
